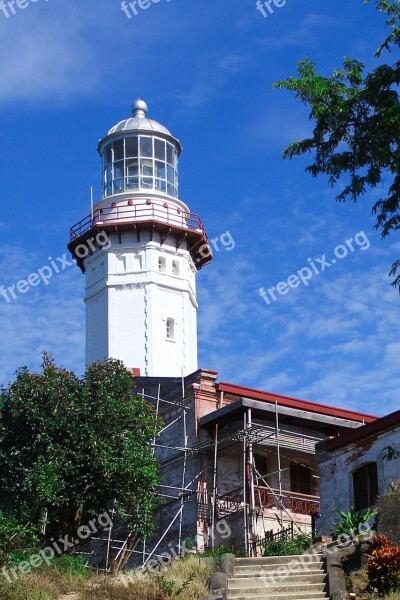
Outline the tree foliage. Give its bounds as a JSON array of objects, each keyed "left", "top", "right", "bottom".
[
  {"left": 274, "top": 0, "right": 400, "bottom": 288},
  {"left": 0, "top": 355, "right": 161, "bottom": 550}
]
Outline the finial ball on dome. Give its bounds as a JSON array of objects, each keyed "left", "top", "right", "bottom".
[{"left": 131, "top": 99, "right": 148, "bottom": 117}]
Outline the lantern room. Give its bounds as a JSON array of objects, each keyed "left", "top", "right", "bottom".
[{"left": 98, "top": 99, "right": 182, "bottom": 199}]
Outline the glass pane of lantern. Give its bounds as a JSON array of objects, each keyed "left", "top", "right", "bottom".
[
  {"left": 113, "top": 139, "right": 124, "bottom": 161},
  {"left": 125, "top": 137, "right": 138, "bottom": 158},
  {"left": 167, "top": 143, "right": 174, "bottom": 165},
  {"left": 140, "top": 136, "right": 153, "bottom": 157},
  {"left": 156, "top": 179, "right": 166, "bottom": 192},
  {"left": 114, "top": 179, "right": 124, "bottom": 193},
  {"left": 155, "top": 160, "right": 166, "bottom": 179},
  {"left": 105, "top": 143, "right": 112, "bottom": 165},
  {"left": 126, "top": 160, "right": 139, "bottom": 188},
  {"left": 106, "top": 164, "right": 112, "bottom": 193},
  {"left": 140, "top": 159, "right": 153, "bottom": 188},
  {"left": 155, "top": 138, "right": 166, "bottom": 160},
  {"left": 114, "top": 160, "right": 124, "bottom": 180}
]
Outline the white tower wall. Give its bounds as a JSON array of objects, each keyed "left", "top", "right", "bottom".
[{"left": 84, "top": 230, "right": 198, "bottom": 376}]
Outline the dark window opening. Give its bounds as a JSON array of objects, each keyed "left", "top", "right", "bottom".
[
  {"left": 290, "top": 462, "right": 312, "bottom": 495},
  {"left": 254, "top": 454, "right": 268, "bottom": 482},
  {"left": 353, "top": 463, "right": 378, "bottom": 511}
]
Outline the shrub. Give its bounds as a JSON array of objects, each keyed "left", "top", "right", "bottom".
[
  {"left": 366, "top": 534, "right": 393, "bottom": 555},
  {"left": 202, "top": 544, "right": 245, "bottom": 566},
  {"left": 148, "top": 572, "right": 196, "bottom": 597},
  {"left": 366, "top": 535, "right": 400, "bottom": 595},
  {"left": 332, "top": 506, "right": 374, "bottom": 542},
  {"left": 0, "top": 510, "right": 40, "bottom": 563},
  {"left": 264, "top": 533, "right": 312, "bottom": 557},
  {"left": 54, "top": 554, "right": 90, "bottom": 577}
]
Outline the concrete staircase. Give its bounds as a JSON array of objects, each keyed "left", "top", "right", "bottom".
[{"left": 227, "top": 553, "right": 329, "bottom": 600}]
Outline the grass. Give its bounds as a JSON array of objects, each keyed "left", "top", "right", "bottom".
[
  {"left": 0, "top": 574, "right": 56, "bottom": 600},
  {"left": 0, "top": 554, "right": 212, "bottom": 600},
  {"left": 349, "top": 568, "right": 400, "bottom": 599},
  {"left": 0, "top": 555, "right": 92, "bottom": 600},
  {"left": 80, "top": 555, "right": 213, "bottom": 600}
]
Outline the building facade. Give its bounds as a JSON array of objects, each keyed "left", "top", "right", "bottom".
[
  {"left": 316, "top": 410, "right": 400, "bottom": 537},
  {"left": 126, "top": 370, "right": 376, "bottom": 563}
]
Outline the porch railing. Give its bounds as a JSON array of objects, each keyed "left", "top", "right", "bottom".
[{"left": 217, "top": 486, "right": 320, "bottom": 518}]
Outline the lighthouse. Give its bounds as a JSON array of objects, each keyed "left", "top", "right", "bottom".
[{"left": 68, "top": 100, "right": 212, "bottom": 377}]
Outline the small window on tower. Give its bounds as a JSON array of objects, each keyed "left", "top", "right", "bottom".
[
  {"left": 172, "top": 261, "right": 179, "bottom": 276},
  {"left": 158, "top": 257, "right": 166, "bottom": 272},
  {"left": 166, "top": 318, "right": 175, "bottom": 340}
]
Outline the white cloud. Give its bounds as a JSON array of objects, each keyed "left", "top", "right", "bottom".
[
  {"left": 198, "top": 207, "right": 400, "bottom": 417},
  {"left": 0, "top": 3, "right": 101, "bottom": 105},
  {"left": 258, "top": 12, "right": 336, "bottom": 50},
  {"left": 176, "top": 53, "right": 248, "bottom": 110},
  {"left": 0, "top": 245, "right": 84, "bottom": 384}
]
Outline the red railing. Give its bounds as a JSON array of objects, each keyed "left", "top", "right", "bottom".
[
  {"left": 217, "top": 486, "right": 320, "bottom": 518},
  {"left": 70, "top": 202, "right": 207, "bottom": 241}
]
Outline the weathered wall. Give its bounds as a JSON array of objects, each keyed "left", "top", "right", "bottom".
[
  {"left": 377, "top": 492, "right": 400, "bottom": 546},
  {"left": 316, "top": 426, "right": 400, "bottom": 536},
  {"left": 130, "top": 369, "right": 218, "bottom": 563}
]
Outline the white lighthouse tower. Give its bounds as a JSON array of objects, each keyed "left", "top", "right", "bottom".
[{"left": 68, "top": 100, "right": 212, "bottom": 377}]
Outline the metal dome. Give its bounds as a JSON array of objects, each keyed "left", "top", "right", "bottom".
[{"left": 107, "top": 99, "right": 173, "bottom": 137}]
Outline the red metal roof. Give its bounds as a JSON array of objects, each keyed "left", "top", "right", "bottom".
[
  {"left": 322, "top": 409, "right": 400, "bottom": 451},
  {"left": 217, "top": 382, "right": 377, "bottom": 424}
]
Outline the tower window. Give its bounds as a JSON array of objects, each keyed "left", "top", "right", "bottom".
[
  {"left": 166, "top": 318, "right": 175, "bottom": 340},
  {"left": 172, "top": 261, "right": 179, "bottom": 276},
  {"left": 158, "top": 257, "right": 166, "bottom": 272}
]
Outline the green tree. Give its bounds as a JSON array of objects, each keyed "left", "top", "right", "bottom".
[
  {"left": 0, "top": 355, "right": 161, "bottom": 551},
  {"left": 274, "top": 0, "right": 400, "bottom": 288}
]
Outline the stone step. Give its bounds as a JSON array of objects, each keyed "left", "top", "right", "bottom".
[
  {"left": 228, "top": 597, "right": 328, "bottom": 600},
  {"left": 234, "top": 554, "right": 323, "bottom": 567},
  {"left": 234, "top": 562, "right": 325, "bottom": 576},
  {"left": 227, "top": 592, "right": 328, "bottom": 600},
  {"left": 227, "top": 554, "right": 329, "bottom": 600},
  {"left": 230, "top": 571, "right": 327, "bottom": 584},
  {"left": 228, "top": 582, "right": 326, "bottom": 594}
]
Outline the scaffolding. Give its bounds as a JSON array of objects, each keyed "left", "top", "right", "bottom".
[{"left": 83, "top": 378, "right": 324, "bottom": 571}]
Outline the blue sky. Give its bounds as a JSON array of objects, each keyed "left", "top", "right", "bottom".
[{"left": 0, "top": 0, "right": 399, "bottom": 416}]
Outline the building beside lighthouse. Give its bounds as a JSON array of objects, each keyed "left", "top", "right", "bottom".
[
  {"left": 69, "top": 99, "right": 211, "bottom": 377},
  {"left": 68, "top": 102, "right": 378, "bottom": 563}
]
